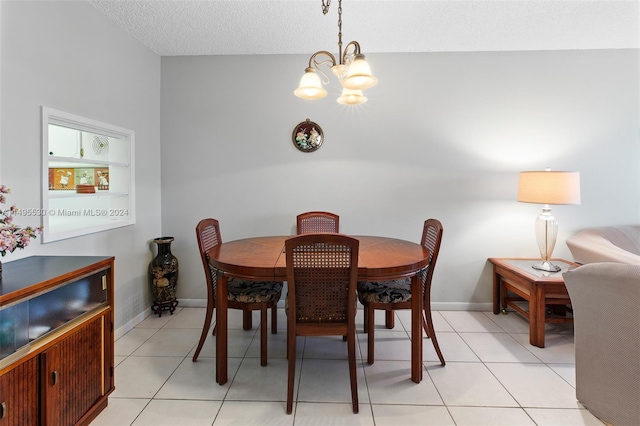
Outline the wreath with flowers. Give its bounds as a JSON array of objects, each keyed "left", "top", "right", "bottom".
[{"left": 1, "top": 185, "right": 43, "bottom": 257}]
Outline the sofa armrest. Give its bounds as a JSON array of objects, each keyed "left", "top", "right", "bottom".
[
  {"left": 566, "top": 226, "right": 640, "bottom": 265},
  {"left": 563, "top": 263, "right": 640, "bottom": 426}
]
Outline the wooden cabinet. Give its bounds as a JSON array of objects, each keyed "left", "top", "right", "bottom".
[
  {"left": 0, "top": 357, "right": 38, "bottom": 425},
  {"left": 0, "top": 256, "right": 114, "bottom": 426}
]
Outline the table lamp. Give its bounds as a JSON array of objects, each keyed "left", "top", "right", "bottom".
[{"left": 517, "top": 168, "right": 581, "bottom": 272}]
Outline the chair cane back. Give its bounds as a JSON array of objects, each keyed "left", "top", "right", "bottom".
[
  {"left": 296, "top": 211, "right": 340, "bottom": 234},
  {"left": 284, "top": 233, "right": 359, "bottom": 414}
]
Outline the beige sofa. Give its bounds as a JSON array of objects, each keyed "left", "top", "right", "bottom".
[{"left": 563, "top": 225, "right": 640, "bottom": 426}]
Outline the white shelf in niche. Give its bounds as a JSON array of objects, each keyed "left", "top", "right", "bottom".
[
  {"left": 42, "top": 107, "right": 136, "bottom": 242},
  {"left": 48, "top": 157, "right": 129, "bottom": 168},
  {"left": 47, "top": 191, "right": 129, "bottom": 199}
]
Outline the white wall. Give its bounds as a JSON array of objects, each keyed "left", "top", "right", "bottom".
[
  {"left": 0, "top": 1, "right": 162, "bottom": 331},
  {"left": 161, "top": 50, "right": 639, "bottom": 309}
]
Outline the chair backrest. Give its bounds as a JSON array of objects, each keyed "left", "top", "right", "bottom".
[
  {"left": 285, "top": 233, "right": 359, "bottom": 326},
  {"left": 296, "top": 211, "right": 340, "bottom": 234},
  {"left": 420, "top": 219, "right": 444, "bottom": 290},
  {"left": 195, "top": 218, "right": 223, "bottom": 302}
]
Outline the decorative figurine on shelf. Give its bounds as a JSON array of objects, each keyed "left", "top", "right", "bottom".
[
  {"left": 148, "top": 237, "right": 179, "bottom": 316},
  {"left": 58, "top": 170, "right": 72, "bottom": 188},
  {"left": 97, "top": 171, "right": 109, "bottom": 190}
]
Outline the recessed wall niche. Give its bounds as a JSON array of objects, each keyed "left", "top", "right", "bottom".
[{"left": 42, "top": 107, "right": 135, "bottom": 242}]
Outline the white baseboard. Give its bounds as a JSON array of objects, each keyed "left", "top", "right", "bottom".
[
  {"left": 114, "top": 307, "right": 152, "bottom": 340},
  {"left": 179, "top": 298, "right": 207, "bottom": 308}
]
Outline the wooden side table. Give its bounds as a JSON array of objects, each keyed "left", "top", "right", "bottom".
[{"left": 488, "top": 258, "right": 577, "bottom": 348}]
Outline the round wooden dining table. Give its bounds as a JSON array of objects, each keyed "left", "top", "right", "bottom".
[{"left": 208, "top": 235, "right": 430, "bottom": 385}]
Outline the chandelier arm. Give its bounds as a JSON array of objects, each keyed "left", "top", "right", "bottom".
[
  {"left": 341, "top": 41, "right": 362, "bottom": 64},
  {"left": 308, "top": 50, "right": 338, "bottom": 84}
]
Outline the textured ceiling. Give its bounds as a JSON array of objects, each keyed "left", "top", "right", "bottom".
[{"left": 87, "top": 0, "right": 639, "bottom": 56}]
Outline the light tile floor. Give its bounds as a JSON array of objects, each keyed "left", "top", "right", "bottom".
[{"left": 92, "top": 307, "right": 604, "bottom": 426}]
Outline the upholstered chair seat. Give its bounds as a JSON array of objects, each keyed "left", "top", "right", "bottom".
[
  {"left": 227, "top": 279, "right": 283, "bottom": 303},
  {"left": 357, "top": 279, "right": 412, "bottom": 304}
]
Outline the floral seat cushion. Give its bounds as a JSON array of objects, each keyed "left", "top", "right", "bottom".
[
  {"left": 357, "top": 278, "right": 412, "bottom": 304},
  {"left": 227, "top": 279, "right": 283, "bottom": 303}
]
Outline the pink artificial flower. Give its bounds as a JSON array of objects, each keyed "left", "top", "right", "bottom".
[{"left": 0, "top": 183, "right": 42, "bottom": 257}]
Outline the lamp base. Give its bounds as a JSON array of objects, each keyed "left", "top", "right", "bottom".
[{"left": 531, "top": 261, "right": 561, "bottom": 273}]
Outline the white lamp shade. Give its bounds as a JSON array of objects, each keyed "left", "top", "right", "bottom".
[
  {"left": 294, "top": 68, "right": 327, "bottom": 99},
  {"left": 342, "top": 54, "right": 378, "bottom": 90},
  {"left": 517, "top": 171, "right": 581, "bottom": 205},
  {"left": 337, "top": 88, "right": 367, "bottom": 105}
]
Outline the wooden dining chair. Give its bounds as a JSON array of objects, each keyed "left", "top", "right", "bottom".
[
  {"left": 296, "top": 211, "right": 339, "bottom": 234},
  {"left": 193, "top": 218, "right": 283, "bottom": 366},
  {"left": 357, "top": 219, "right": 445, "bottom": 366},
  {"left": 285, "top": 233, "right": 359, "bottom": 414}
]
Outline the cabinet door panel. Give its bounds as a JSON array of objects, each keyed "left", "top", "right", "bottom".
[
  {"left": 0, "top": 357, "right": 38, "bottom": 426},
  {"left": 42, "top": 316, "right": 104, "bottom": 426}
]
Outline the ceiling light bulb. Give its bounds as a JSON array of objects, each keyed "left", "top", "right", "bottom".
[{"left": 294, "top": 68, "right": 327, "bottom": 99}]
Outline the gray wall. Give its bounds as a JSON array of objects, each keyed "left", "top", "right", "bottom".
[
  {"left": 161, "top": 50, "right": 639, "bottom": 309},
  {"left": 1, "top": 1, "right": 638, "bottom": 328},
  {"left": 0, "top": 1, "right": 162, "bottom": 332}
]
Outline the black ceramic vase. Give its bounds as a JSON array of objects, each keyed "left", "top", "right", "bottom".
[{"left": 149, "top": 237, "right": 179, "bottom": 316}]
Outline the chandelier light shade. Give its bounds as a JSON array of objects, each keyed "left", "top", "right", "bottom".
[
  {"left": 337, "top": 88, "right": 367, "bottom": 105},
  {"left": 342, "top": 54, "right": 378, "bottom": 90},
  {"left": 294, "top": 68, "right": 327, "bottom": 99},
  {"left": 294, "top": 0, "right": 377, "bottom": 104},
  {"left": 517, "top": 169, "right": 581, "bottom": 272}
]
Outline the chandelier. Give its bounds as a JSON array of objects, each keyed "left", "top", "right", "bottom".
[{"left": 294, "top": 0, "right": 378, "bottom": 105}]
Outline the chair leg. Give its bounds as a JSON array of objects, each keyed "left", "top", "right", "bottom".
[
  {"left": 271, "top": 301, "right": 278, "bottom": 334},
  {"left": 363, "top": 305, "right": 369, "bottom": 333},
  {"left": 243, "top": 310, "right": 253, "bottom": 330},
  {"left": 347, "top": 329, "right": 359, "bottom": 414},
  {"left": 367, "top": 304, "right": 375, "bottom": 365},
  {"left": 424, "top": 306, "right": 445, "bottom": 366},
  {"left": 385, "top": 309, "right": 395, "bottom": 329},
  {"left": 193, "top": 298, "right": 214, "bottom": 362},
  {"left": 260, "top": 305, "right": 268, "bottom": 366},
  {"left": 422, "top": 314, "right": 429, "bottom": 337},
  {"left": 286, "top": 328, "right": 296, "bottom": 414}
]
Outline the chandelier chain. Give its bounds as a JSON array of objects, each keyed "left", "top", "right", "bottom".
[
  {"left": 322, "top": 0, "right": 330, "bottom": 15},
  {"left": 337, "top": 0, "right": 343, "bottom": 63}
]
